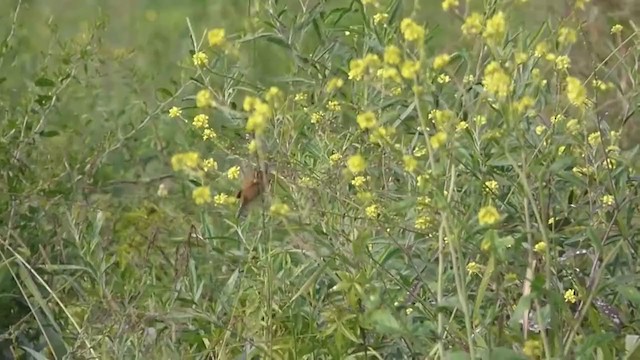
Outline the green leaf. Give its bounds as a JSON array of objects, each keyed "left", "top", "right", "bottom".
[
  {"left": 368, "top": 308, "right": 403, "bottom": 335},
  {"left": 35, "top": 94, "right": 53, "bottom": 107},
  {"left": 509, "top": 294, "right": 532, "bottom": 328},
  {"left": 624, "top": 335, "right": 640, "bottom": 360},
  {"left": 34, "top": 77, "right": 56, "bottom": 87},
  {"left": 155, "top": 87, "right": 173, "bottom": 101},
  {"left": 473, "top": 254, "right": 495, "bottom": 322},
  {"left": 284, "top": 260, "right": 330, "bottom": 309},
  {"left": 37, "top": 130, "right": 61, "bottom": 137},
  {"left": 618, "top": 285, "right": 640, "bottom": 306},
  {"left": 21, "top": 347, "right": 50, "bottom": 360}
]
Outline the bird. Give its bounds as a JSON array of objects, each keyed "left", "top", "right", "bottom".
[{"left": 236, "top": 166, "right": 270, "bottom": 219}]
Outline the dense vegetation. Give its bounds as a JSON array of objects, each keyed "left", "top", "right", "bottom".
[{"left": 2, "top": 0, "right": 640, "bottom": 358}]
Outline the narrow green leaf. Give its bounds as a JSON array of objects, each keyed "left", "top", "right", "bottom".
[
  {"left": 34, "top": 77, "right": 56, "bottom": 87},
  {"left": 284, "top": 260, "right": 330, "bottom": 308},
  {"left": 473, "top": 254, "right": 495, "bottom": 322}
]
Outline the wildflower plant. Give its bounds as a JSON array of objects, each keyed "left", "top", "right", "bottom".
[
  {"left": 159, "top": 2, "right": 640, "bottom": 358},
  {"left": 6, "top": 0, "right": 640, "bottom": 359}
]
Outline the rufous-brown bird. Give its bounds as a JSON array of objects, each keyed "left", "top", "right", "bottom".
[{"left": 236, "top": 168, "right": 270, "bottom": 218}]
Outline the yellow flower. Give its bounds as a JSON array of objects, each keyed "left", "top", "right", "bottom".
[
  {"left": 484, "top": 180, "right": 498, "bottom": 194},
  {"left": 534, "top": 42, "right": 549, "bottom": 57},
  {"left": 247, "top": 139, "right": 257, "bottom": 153},
  {"left": 168, "top": 106, "right": 182, "bottom": 118},
  {"left": 365, "top": 204, "right": 380, "bottom": 219},
  {"left": 400, "top": 60, "right": 421, "bottom": 79},
  {"left": 587, "top": 131, "right": 601, "bottom": 146},
  {"left": 555, "top": 55, "right": 571, "bottom": 70},
  {"left": 437, "top": 74, "right": 450, "bottom": 84},
  {"left": 348, "top": 58, "right": 366, "bottom": 80},
  {"left": 430, "top": 131, "right": 448, "bottom": 149},
  {"left": 442, "top": 0, "right": 459, "bottom": 11},
  {"left": 566, "top": 76, "right": 587, "bottom": 107},
  {"left": 523, "top": 340, "right": 542, "bottom": 358},
  {"left": 565, "top": 118, "right": 580, "bottom": 134},
  {"left": 351, "top": 176, "right": 367, "bottom": 188},
  {"left": 474, "top": 115, "right": 487, "bottom": 125},
  {"left": 483, "top": 61, "right": 511, "bottom": 99},
  {"left": 192, "top": 114, "right": 209, "bottom": 129},
  {"left": 558, "top": 27, "right": 577, "bottom": 46},
  {"left": 270, "top": 203, "right": 291, "bottom": 216},
  {"left": 192, "top": 186, "right": 212, "bottom": 205},
  {"left": 347, "top": 154, "right": 367, "bottom": 174},
  {"left": 373, "top": 12, "right": 389, "bottom": 25},
  {"left": 601, "top": 194, "right": 614, "bottom": 206},
  {"left": 207, "top": 28, "right": 225, "bottom": 47},
  {"left": 214, "top": 193, "right": 231, "bottom": 206},
  {"left": 246, "top": 113, "right": 267, "bottom": 134},
  {"left": 534, "top": 241, "right": 547, "bottom": 253},
  {"left": 461, "top": 12, "right": 483, "bottom": 36},
  {"left": 227, "top": 166, "right": 240, "bottom": 179},
  {"left": 400, "top": 18, "right": 425, "bottom": 42},
  {"left": 369, "top": 126, "right": 396, "bottom": 144},
  {"left": 202, "top": 128, "right": 217, "bottom": 140},
  {"left": 203, "top": 158, "right": 218, "bottom": 172},
  {"left": 378, "top": 66, "right": 402, "bottom": 83},
  {"left": 327, "top": 100, "right": 341, "bottom": 112},
  {"left": 455, "top": 121, "right": 469, "bottom": 132},
  {"left": 356, "top": 111, "right": 377, "bottom": 130},
  {"left": 415, "top": 215, "right": 430, "bottom": 230},
  {"left": 417, "top": 196, "right": 431, "bottom": 209},
  {"left": 564, "top": 289, "right": 578, "bottom": 303},
  {"left": 192, "top": 51, "right": 208, "bottom": 67},
  {"left": 243, "top": 96, "right": 257, "bottom": 111},
  {"left": 196, "top": 89, "right": 214, "bottom": 108},
  {"left": 515, "top": 52, "right": 528, "bottom": 65},
  {"left": 611, "top": 24, "right": 623, "bottom": 34},
  {"left": 514, "top": 96, "right": 535, "bottom": 114},
  {"left": 535, "top": 125, "right": 546, "bottom": 135},
  {"left": 478, "top": 205, "right": 500, "bottom": 225},
  {"left": 483, "top": 11, "right": 506, "bottom": 45},
  {"left": 329, "top": 153, "right": 343, "bottom": 164},
  {"left": 383, "top": 45, "right": 402, "bottom": 65},
  {"left": 171, "top": 152, "right": 200, "bottom": 171},
  {"left": 403, "top": 155, "right": 418, "bottom": 173},
  {"left": 430, "top": 109, "right": 456, "bottom": 128},
  {"left": 466, "top": 261, "right": 481, "bottom": 275},
  {"left": 326, "top": 77, "right": 344, "bottom": 92},
  {"left": 265, "top": 86, "right": 283, "bottom": 104},
  {"left": 311, "top": 111, "right": 324, "bottom": 124},
  {"left": 433, "top": 53, "right": 451, "bottom": 70},
  {"left": 592, "top": 79, "right": 610, "bottom": 91}
]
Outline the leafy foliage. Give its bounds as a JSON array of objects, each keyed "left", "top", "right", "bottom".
[{"left": 1, "top": 0, "right": 640, "bottom": 359}]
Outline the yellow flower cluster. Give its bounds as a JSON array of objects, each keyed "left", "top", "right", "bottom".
[
  {"left": 482, "top": 61, "right": 512, "bottom": 99},
  {"left": 400, "top": 18, "right": 426, "bottom": 42},
  {"left": 483, "top": 11, "right": 506, "bottom": 45},
  {"left": 243, "top": 95, "right": 273, "bottom": 134},
  {"left": 171, "top": 152, "right": 200, "bottom": 172}
]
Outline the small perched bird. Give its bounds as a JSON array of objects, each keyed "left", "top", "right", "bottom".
[{"left": 236, "top": 166, "right": 271, "bottom": 218}]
